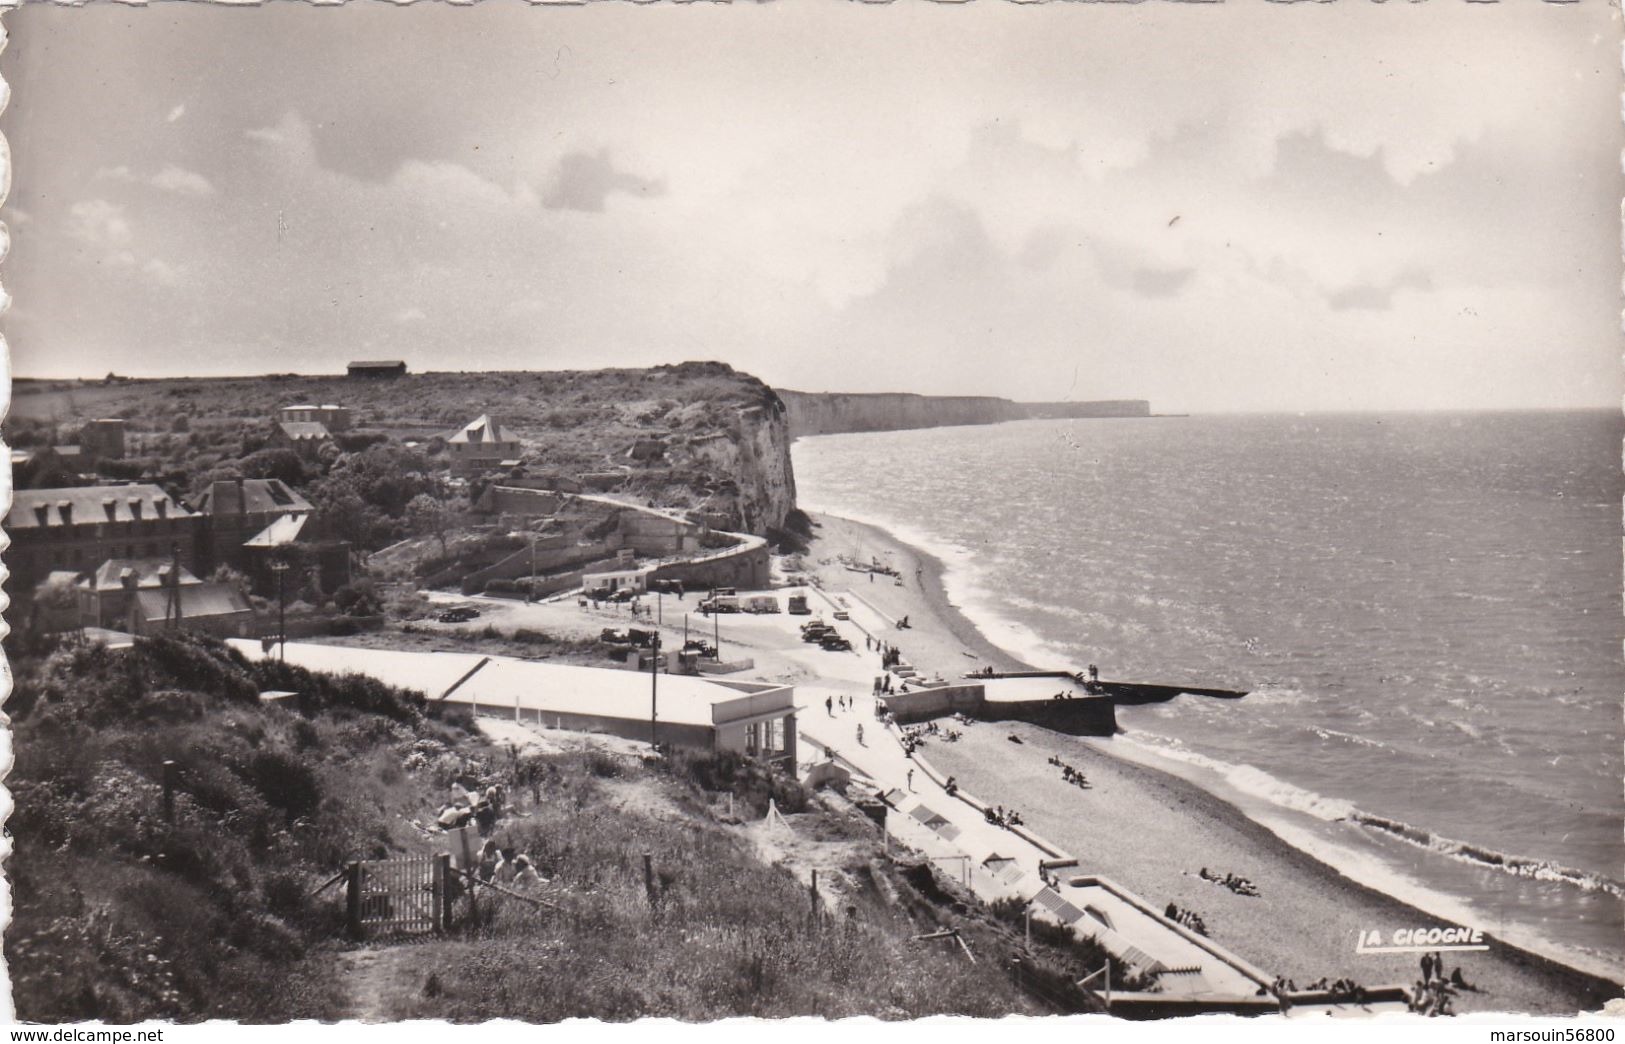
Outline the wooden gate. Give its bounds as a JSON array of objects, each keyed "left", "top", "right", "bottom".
[{"left": 346, "top": 853, "right": 450, "bottom": 938}]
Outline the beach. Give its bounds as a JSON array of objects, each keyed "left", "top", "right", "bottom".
[{"left": 799, "top": 511, "right": 1621, "bottom": 1015}]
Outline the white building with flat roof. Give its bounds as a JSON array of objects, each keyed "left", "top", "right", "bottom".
[{"left": 229, "top": 639, "right": 797, "bottom": 762}]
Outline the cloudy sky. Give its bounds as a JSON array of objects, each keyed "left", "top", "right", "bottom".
[{"left": 2, "top": 1, "right": 1619, "bottom": 412}]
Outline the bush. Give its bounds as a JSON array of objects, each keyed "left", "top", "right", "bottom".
[{"left": 247, "top": 750, "right": 323, "bottom": 821}]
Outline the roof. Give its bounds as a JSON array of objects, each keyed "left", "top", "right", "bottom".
[
  {"left": 132, "top": 583, "right": 252, "bottom": 623},
  {"left": 244, "top": 513, "right": 310, "bottom": 548},
  {"left": 448, "top": 414, "right": 520, "bottom": 445},
  {"left": 348, "top": 360, "right": 407, "bottom": 369},
  {"left": 226, "top": 639, "right": 490, "bottom": 700},
  {"left": 275, "top": 421, "right": 332, "bottom": 441},
  {"left": 83, "top": 557, "right": 203, "bottom": 592},
  {"left": 229, "top": 640, "right": 794, "bottom": 728},
  {"left": 442, "top": 656, "right": 791, "bottom": 728},
  {"left": 188, "top": 479, "right": 313, "bottom": 516},
  {"left": 7, "top": 485, "right": 192, "bottom": 530}
]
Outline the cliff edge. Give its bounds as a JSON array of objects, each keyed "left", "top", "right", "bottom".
[{"left": 778, "top": 389, "right": 1149, "bottom": 438}]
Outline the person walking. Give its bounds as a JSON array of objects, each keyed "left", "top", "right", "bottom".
[
  {"left": 826, "top": 695, "right": 834, "bottom": 717},
  {"left": 856, "top": 724, "right": 865, "bottom": 746},
  {"left": 907, "top": 768, "right": 914, "bottom": 791},
  {"left": 1420, "top": 952, "right": 1435, "bottom": 984}
]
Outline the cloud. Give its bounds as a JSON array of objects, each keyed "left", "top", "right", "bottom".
[
  {"left": 150, "top": 165, "right": 215, "bottom": 197},
  {"left": 541, "top": 149, "right": 665, "bottom": 212},
  {"left": 142, "top": 257, "right": 182, "bottom": 286},
  {"left": 1131, "top": 267, "right": 1196, "bottom": 298},
  {"left": 67, "top": 198, "right": 132, "bottom": 249},
  {"left": 96, "top": 163, "right": 215, "bottom": 197},
  {"left": 1325, "top": 269, "right": 1434, "bottom": 311}
]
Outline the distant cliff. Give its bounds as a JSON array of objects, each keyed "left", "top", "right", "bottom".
[{"left": 777, "top": 390, "right": 1150, "bottom": 438}]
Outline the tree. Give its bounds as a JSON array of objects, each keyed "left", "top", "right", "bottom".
[
  {"left": 238, "top": 448, "right": 305, "bottom": 486},
  {"left": 406, "top": 493, "right": 454, "bottom": 555}
]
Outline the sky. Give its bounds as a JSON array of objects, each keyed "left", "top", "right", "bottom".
[{"left": 1, "top": 0, "right": 1620, "bottom": 413}]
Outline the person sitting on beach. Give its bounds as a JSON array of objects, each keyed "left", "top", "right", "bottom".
[
  {"left": 1449, "top": 967, "right": 1474, "bottom": 992},
  {"left": 1007, "top": 733, "right": 1022, "bottom": 744},
  {"left": 944, "top": 776, "right": 958, "bottom": 796},
  {"left": 1165, "top": 902, "right": 1179, "bottom": 920}
]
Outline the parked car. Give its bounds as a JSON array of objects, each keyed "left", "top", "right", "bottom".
[
  {"left": 437, "top": 607, "right": 480, "bottom": 623},
  {"left": 820, "top": 634, "right": 853, "bottom": 652},
  {"left": 802, "top": 625, "right": 832, "bottom": 643}
]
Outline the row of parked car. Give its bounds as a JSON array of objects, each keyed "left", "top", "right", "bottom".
[{"left": 800, "top": 619, "right": 852, "bottom": 652}]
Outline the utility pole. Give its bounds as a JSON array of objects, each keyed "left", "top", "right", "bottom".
[{"left": 649, "top": 634, "right": 660, "bottom": 748}]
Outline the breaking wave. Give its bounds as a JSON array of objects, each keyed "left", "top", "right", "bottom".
[{"left": 1348, "top": 812, "right": 1625, "bottom": 899}]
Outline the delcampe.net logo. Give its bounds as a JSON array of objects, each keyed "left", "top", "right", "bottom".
[{"left": 1355, "top": 925, "right": 1490, "bottom": 956}]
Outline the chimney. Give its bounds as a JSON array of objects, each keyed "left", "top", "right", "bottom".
[
  {"left": 236, "top": 477, "right": 247, "bottom": 512},
  {"left": 157, "top": 564, "right": 173, "bottom": 588},
  {"left": 57, "top": 500, "right": 73, "bottom": 526},
  {"left": 103, "top": 498, "right": 117, "bottom": 523},
  {"left": 121, "top": 568, "right": 138, "bottom": 592},
  {"left": 154, "top": 497, "right": 168, "bottom": 519},
  {"left": 129, "top": 497, "right": 143, "bottom": 521},
  {"left": 33, "top": 504, "right": 48, "bottom": 527},
  {"left": 210, "top": 480, "right": 241, "bottom": 515}
]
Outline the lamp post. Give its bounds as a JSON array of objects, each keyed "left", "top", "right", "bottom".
[{"left": 269, "top": 557, "right": 289, "bottom": 662}]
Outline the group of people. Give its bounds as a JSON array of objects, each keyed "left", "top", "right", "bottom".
[
  {"left": 435, "top": 782, "right": 506, "bottom": 837},
  {"left": 1047, "top": 755, "right": 1091, "bottom": 789},
  {"left": 825, "top": 692, "right": 859, "bottom": 716},
  {"left": 984, "top": 805, "right": 1025, "bottom": 829},
  {"left": 1198, "top": 866, "right": 1259, "bottom": 897},
  {"left": 1409, "top": 953, "right": 1475, "bottom": 1016},
  {"left": 873, "top": 673, "right": 912, "bottom": 696},
  {"left": 474, "top": 838, "right": 546, "bottom": 891},
  {"left": 874, "top": 641, "right": 903, "bottom": 669},
  {"left": 1162, "top": 902, "right": 1209, "bottom": 936},
  {"left": 1270, "top": 976, "right": 1369, "bottom": 1006}
]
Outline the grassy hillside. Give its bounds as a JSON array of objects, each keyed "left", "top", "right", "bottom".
[{"left": 7, "top": 631, "right": 1108, "bottom": 1023}]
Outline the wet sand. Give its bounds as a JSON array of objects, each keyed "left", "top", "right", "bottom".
[{"left": 801, "top": 511, "right": 1621, "bottom": 1015}]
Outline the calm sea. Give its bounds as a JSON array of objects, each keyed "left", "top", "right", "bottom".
[{"left": 793, "top": 411, "right": 1624, "bottom": 979}]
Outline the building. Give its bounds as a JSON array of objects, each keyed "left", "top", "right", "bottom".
[
  {"left": 128, "top": 581, "right": 255, "bottom": 637},
  {"left": 583, "top": 563, "right": 655, "bottom": 598},
  {"left": 228, "top": 639, "right": 798, "bottom": 762},
  {"left": 76, "top": 557, "right": 204, "bottom": 629},
  {"left": 278, "top": 404, "right": 352, "bottom": 432},
  {"left": 79, "top": 419, "right": 128, "bottom": 460},
  {"left": 446, "top": 413, "right": 523, "bottom": 475},
  {"left": 6, "top": 485, "right": 202, "bottom": 590},
  {"left": 267, "top": 420, "right": 334, "bottom": 460},
  {"left": 186, "top": 478, "right": 314, "bottom": 573},
  {"left": 347, "top": 360, "right": 408, "bottom": 378}
]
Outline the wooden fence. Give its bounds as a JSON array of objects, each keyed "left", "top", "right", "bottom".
[{"left": 346, "top": 853, "right": 451, "bottom": 938}]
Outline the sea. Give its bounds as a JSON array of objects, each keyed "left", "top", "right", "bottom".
[{"left": 792, "top": 410, "right": 1624, "bottom": 982}]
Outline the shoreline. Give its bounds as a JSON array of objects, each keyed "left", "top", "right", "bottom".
[{"left": 801, "top": 510, "right": 1621, "bottom": 1013}]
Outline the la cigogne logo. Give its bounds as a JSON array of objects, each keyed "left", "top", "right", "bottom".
[{"left": 1356, "top": 925, "right": 1489, "bottom": 955}]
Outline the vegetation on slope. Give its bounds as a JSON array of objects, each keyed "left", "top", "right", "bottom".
[{"left": 8, "top": 630, "right": 1096, "bottom": 1024}]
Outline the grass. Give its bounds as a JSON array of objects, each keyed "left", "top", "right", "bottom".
[
  {"left": 374, "top": 750, "right": 1045, "bottom": 1022},
  {"left": 10, "top": 630, "right": 1095, "bottom": 1023}
]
